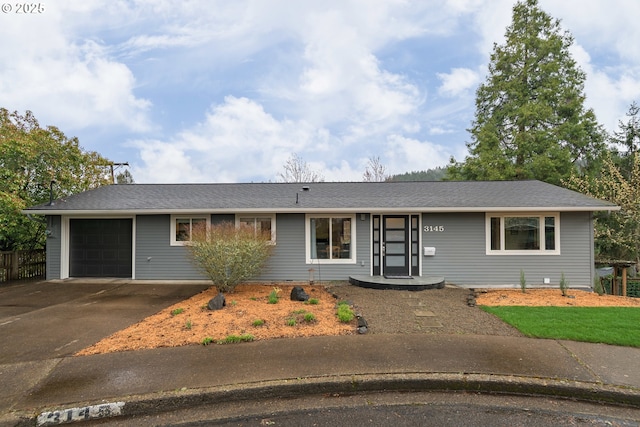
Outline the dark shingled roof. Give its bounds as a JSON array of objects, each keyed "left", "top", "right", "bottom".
[{"left": 24, "top": 180, "right": 617, "bottom": 214}]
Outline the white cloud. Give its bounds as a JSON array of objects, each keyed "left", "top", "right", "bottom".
[
  {"left": 0, "top": 3, "right": 152, "bottom": 134},
  {"left": 275, "top": 4, "right": 426, "bottom": 136},
  {"left": 437, "top": 68, "right": 481, "bottom": 97},
  {"left": 6, "top": 0, "right": 640, "bottom": 184},
  {"left": 384, "top": 135, "right": 452, "bottom": 175},
  {"left": 132, "top": 96, "right": 334, "bottom": 183},
  {"left": 541, "top": 0, "right": 640, "bottom": 63}
]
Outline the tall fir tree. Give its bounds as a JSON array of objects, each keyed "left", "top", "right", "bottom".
[
  {"left": 447, "top": 0, "right": 605, "bottom": 185},
  {"left": 610, "top": 101, "right": 640, "bottom": 179}
]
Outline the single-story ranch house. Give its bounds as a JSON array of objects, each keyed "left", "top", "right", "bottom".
[{"left": 24, "top": 180, "right": 617, "bottom": 288}]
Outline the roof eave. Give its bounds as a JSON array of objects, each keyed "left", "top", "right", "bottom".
[{"left": 22, "top": 205, "right": 620, "bottom": 216}]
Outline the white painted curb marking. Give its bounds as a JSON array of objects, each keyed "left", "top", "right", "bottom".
[{"left": 37, "top": 402, "right": 125, "bottom": 426}]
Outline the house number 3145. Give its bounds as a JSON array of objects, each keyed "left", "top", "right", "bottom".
[{"left": 424, "top": 225, "right": 445, "bottom": 232}]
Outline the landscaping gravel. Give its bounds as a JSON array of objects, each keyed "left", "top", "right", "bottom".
[{"left": 327, "top": 283, "right": 524, "bottom": 337}]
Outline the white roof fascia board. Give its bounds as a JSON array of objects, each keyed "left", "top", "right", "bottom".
[{"left": 22, "top": 205, "right": 619, "bottom": 216}]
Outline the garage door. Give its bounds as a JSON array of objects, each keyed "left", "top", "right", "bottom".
[{"left": 69, "top": 219, "right": 132, "bottom": 278}]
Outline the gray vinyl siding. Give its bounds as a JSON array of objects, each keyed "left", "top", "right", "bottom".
[
  {"left": 45, "top": 215, "right": 62, "bottom": 280},
  {"left": 135, "top": 213, "right": 371, "bottom": 281},
  {"left": 135, "top": 215, "right": 206, "bottom": 280},
  {"left": 421, "top": 212, "right": 594, "bottom": 286},
  {"left": 256, "top": 213, "right": 371, "bottom": 282}
]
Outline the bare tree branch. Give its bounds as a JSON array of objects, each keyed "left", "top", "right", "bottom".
[
  {"left": 363, "top": 156, "right": 388, "bottom": 182},
  {"left": 278, "top": 153, "right": 324, "bottom": 182}
]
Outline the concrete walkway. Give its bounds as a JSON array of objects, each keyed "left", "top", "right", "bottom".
[{"left": 1, "top": 280, "right": 640, "bottom": 426}]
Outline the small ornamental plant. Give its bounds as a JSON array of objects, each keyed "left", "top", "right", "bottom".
[
  {"left": 519, "top": 269, "right": 527, "bottom": 293},
  {"left": 268, "top": 287, "right": 281, "bottom": 304},
  {"left": 593, "top": 275, "right": 605, "bottom": 296},
  {"left": 559, "top": 272, "right": 569, "bottom": 296},
  {"left": 336, "top": 302, "right": 355, "bottom": 323},
  {"left": 217, "top": 334, "right": 254, "bottom": 344}
]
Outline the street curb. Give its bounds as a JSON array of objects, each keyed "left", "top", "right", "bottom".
[{"left": 10, "top": 372, "right": 640, "bottom": 426}]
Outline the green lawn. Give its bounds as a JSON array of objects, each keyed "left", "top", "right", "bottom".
[{"left": 480, "top": 306, "right": 640, "bottom": 347}]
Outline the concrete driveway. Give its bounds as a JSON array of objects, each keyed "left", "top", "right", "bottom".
[{"left": 0, "top": 279, "right": 211, "bottom": 364}]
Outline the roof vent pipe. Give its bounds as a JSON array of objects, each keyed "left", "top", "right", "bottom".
[
  {"left": 48, "top": 180, "right": 56, "bottom": 206},
  {"left": 302, "top": 186, "right": 310, "bottom": 191}
]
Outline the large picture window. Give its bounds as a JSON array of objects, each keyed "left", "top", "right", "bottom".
[
  {"left": 171, "top": 216, "right": 208, "bottom": 245},
  {"left": 487, "top": 213, "right": 559, "bottom": 255},
  {"left": 306, "top": 215, "right": 355, "bottom": 263},
  {"left": 237, "top": 215, "right": 276, "bottom": 243}
]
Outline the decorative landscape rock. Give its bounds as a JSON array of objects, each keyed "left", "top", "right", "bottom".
[
  {"left": 467, "top": 290, "right": 476, "bottom": 307},
  {"left": 356, "top": 314, "right": 368, "bottom": 328},
  {"left": 356, "top": 314, "right": 368, "bottom": 334},
  {"left": 290, "top": 286, "right": 310, "bottom": 302},
  {"left": 208, "top": 293, "right": 226, "bottom": 310}
]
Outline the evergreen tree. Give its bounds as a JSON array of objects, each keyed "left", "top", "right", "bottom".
[
  {"left": 447, "top": 0, "right": 605, "bottom": 185},
  {"left": 389, "top": 167, "right": 447, "bottom": 182},
  {"left": 565, "top": 101, "right": 640, "bottom": 264},
  {"left": 610, "top": 101, "right": 640, "bottom": 179}
]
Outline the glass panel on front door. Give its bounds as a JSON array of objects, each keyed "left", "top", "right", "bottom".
[{"left": 383, "top": 215, "right": 409, "bottom": 277}]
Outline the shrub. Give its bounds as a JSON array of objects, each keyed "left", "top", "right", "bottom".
[
  {"left": 268, "top": 287, "right": 281, "bottom": 304},
  {"left": 286, "top": 318, "right": 296, "bottom": 326},
  {"left": 201, "top": 337, "right": 214, "bottom": 346},
  {"left": 337, "top": 303, "right": 355, "bottom": 323},
  {"left": 559, "top": 272, "right": 569, "bottom": 296},
  {"left": 252, "top": 319, "right": 265, "bottom": 327},
  {"left": 519, "top": 269, "right": 526, "bottom": 293},
  {"left": 593, "top": 275, "right": 605, "bottom": 296},
  {"left": 303, "top": 312, "right": 316, "bottom": 323},
  {"left": 171, "top": 308, "right": 185, "bottom": 316},
  {"left": 306, "top": 298, "right": 319, "bottom": 305},
  {"left": 186, "top": 222, "right": 274, "bottom": 294}
]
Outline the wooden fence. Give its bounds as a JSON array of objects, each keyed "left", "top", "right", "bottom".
[{"left": 0, "top": 250, "right": 46, "bottom": 283}]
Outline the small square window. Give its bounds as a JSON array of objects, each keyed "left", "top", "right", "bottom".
[
  {"left": 237, "top": 215, "right": 276, "bottom": 243},
  {"left": 171, "top": 216, "right": 208, "bottom": 245}
]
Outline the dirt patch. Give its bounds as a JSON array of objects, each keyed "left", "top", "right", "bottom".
[
  {"left": 76, "top": 284, "right": 353, "bottom": 356},
  {"left": 76, "top": 283, "right": 640, "bottom": 356},
  {"left": 476, "top": 289, "right": 640, "bottom": 307}
]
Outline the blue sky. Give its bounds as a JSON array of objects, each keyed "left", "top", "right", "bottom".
[{"left": 2, "top": 0, "right": 639, "bottom": 183}]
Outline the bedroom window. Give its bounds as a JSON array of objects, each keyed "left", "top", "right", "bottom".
[
  {"left": 306, "top": 215, "right": 355, "bottom": 263},
  {"left": 487, "top": 213, "right": 559, "bottom": 255},
  {"left": 171, "top": 216, "right": 208, "bottom": 245},
  {"left": 237, "top": 215, "right": 276, "bottom": 243}
]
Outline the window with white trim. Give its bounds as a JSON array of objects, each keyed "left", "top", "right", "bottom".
[
  {"left": 486, "top": 213, "right": 559, "bottom": 255},
  {"left": 306, "top": 215, "right": 355, "bottom": 263},
  {"left": 236, "top": 215, "right": 276, "bottom": 243},
  {"left": 171, "top": 216, "right": 209, "bottom": 245}
]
